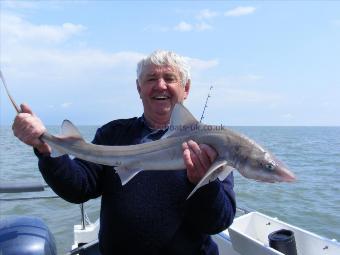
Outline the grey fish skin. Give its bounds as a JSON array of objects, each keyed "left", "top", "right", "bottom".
[
  {"left": 0, "top": 72, "right": 295, "bottom": 198},
  {"left": 41, "top": 104, "right": 295, "bottom": 198}
]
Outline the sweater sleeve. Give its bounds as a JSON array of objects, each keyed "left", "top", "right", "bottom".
[
  {"left": 36, "top": 117, "right": 140, "bottom": 204},
  {"left": 36, "top": 127, "right": 109, "bottom": 204},
  {"left": 183, "top": 173, "right": 236, "bottom": 234}
]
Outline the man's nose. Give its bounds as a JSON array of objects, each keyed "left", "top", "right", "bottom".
[{"left": 154, "top": 78, "right": 168, "bottom": 90}]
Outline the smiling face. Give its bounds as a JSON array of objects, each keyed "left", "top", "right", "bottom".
[{"left": 137, "top": 64, "right": 190, "bottom": 128}]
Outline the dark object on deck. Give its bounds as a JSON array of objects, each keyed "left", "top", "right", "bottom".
[
  {"left": 0, "top": 216, "right": 57, "bottom": 255},
  {"left": 269, "top": 229, "right": 297, "bottom": 255},
  {"left": 67, "top": 239, "right": 100, "bottom": 255}
]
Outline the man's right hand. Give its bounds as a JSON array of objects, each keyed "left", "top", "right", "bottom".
[{"left": 12, "top": 103, "right": 51, "bottom": 155}]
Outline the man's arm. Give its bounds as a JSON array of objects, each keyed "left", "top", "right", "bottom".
[
  {"left": 183, "top": 174, "right": 236, "bottom": 234},
  {"left": 182, "top": 140, "right": 236, "bottom": 234},
  {"left": 36, "top": 153, "right": 104, "bottom": 203},
  {"left": 12, "top": 103, "right": 104, "bottom": 203}
]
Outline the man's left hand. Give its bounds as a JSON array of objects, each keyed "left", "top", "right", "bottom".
[{"left": 182, "top": 140, "right": 217, "bottom": 184}]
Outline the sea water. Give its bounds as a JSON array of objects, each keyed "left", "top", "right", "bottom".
[{"left": 1, "top": 126, "right": 339, "bottom": 254}]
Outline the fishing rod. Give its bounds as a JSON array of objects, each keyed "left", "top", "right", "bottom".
[
  {"left": 1, "top": 71, "right": 91, "bottom": 229},
  {"left": 0, "top": 72, "right": 56, "bottom": 202},
  {"left": 200, "top": 85, "right": 213, "bottom": 123},
  {"left": 0, "top": 70, "right": 48, "bottom": 144},
  {"left": 0, "top": 70, "right": 21, "bottom": 113}
]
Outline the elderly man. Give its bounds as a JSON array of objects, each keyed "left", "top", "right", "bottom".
[{"left": 12, "top": 50, "right": 236, "bottom": 255}]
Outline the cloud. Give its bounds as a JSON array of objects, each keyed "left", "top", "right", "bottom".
[
  {"left": 174, "top": 21, "right": 212, "bottom": 32},
  {"left": 2, "top": 12, "right": 218, "bottom": 84},
  {"left": 3, "top": 13, "right": 86, "bottom": 44},
  {"left": 282, "top": 113, "right": 293, "bottom": 119},
  {"left": 219, "top": 88, "right": 280, "bottom": 104},
  {"left": 333, "top": 19, "right": 340, "bottom": 26},
  {"left": 185, "top": 82, "right": 283, "bottom": 117},
  {"left": 61, "top": 102, "right": 72, "bottom": 108},
  {"left": 186, "top": 58, "right": 219, "bottom": 71},
  {"left": 0, "top": 10, "right": 219, "bottom": 127},
  {"left": 174, "top": 21, "right": 193, "bottom": 32},
  {"left": 3, "top": 47, "right": 146, "bottom": 80},
  {"left": 224, "top": 6, "right": 256, "bottom": 17},
  {"left": 197, "top": 9, "right": 218, "bottom": 20},
  {"left": 211, "top": 74, "right": 264, "bottom": 88},
  {"left": 186, "top": 74, "right": 277, "bottom": 108},
  {"left": 0, "top": 13, "right": 147, "bottom": 83},
  {"left": 2, "top": 1, "right": 40, "bottom": 9},
  {"left": 246, "top": 74, "right": 263, "bottom": 81},
  {"left": 196, "top": 22, "right": 213, "bottom": 31}
]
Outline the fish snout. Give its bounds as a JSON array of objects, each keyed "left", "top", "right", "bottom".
[{"left": 276, "top": 167, "right": 296, "bottom": 182}]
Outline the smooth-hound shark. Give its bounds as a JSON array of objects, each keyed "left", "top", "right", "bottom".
[{"left": 1, "top": 70, "right": 295, "bottom": 198}]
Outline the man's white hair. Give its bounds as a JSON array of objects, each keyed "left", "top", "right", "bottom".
[{"left": 137, "top": 50, "right": 191, "bottom": 87}]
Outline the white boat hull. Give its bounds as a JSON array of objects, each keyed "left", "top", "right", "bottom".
[{"left": 71, "top": 211, "right": 340, "bottom": 255}]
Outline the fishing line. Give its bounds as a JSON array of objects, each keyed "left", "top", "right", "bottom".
[
  {"left": 200, "top": 85, "right": 213, "bottom": 123},
  {"left": 0, "top": 70, "right": 21, "bottom": 113}
]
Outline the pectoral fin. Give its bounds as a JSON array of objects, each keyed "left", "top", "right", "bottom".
[
  {"left": 217, "top": 166, "right": 233, "bottom": 181},
  {"left": 187, "top": 159, "right": 232, "bottom": 199},
  {"left": 115, "top": 166, "right": 142, "bottom": 185},
  {"left": 50, "top": 149, "right": 65, "bottom": 158}
]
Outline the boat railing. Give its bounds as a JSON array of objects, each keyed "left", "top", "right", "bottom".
[
  {"left": 0, "top": 181, "right": 92, "bottom": 228},
  {"left": 0, "top": 181, "right": 262, "bottom": 255},
  {"left": 1, "top": 181, "right": 253, "bottom": 233},
  {"left": 0, "top": 181, "right": 59, "bottom": 200},
  {"left": 236, "top": 206, "right": 252, "bottom": 215}
]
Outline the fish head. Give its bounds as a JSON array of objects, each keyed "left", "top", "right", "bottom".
[{"left": 238, "top": 148, "right": 296, "bottom": 183}]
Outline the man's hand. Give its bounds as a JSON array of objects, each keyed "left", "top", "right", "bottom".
[
  {"left": 12, "top": 103, "right": 51, "bottom": 154},
  {"left": 182, "top": 140, "right": 217, "bottom": 184}
]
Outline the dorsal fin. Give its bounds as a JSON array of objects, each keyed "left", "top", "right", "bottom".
[
  {"left": 50, "top": 120, "right": 84, "bottom": 157},
  {"left": 162, "top": 103, "right": 199, "bottom": 139},
  {"left": 61, "top": 120, "right": 83, "bottom": 138},
  {"left": 169, "top": 103, "right": 199, "bottom": 127}
]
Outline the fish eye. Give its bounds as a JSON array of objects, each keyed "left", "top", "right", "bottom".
[{"left": 265, "top": 161, "right": 276, "bottom": 171}]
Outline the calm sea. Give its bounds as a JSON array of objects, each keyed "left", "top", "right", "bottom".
[{"left": 1, "top": 126, "right": 339, "bottom": 254}]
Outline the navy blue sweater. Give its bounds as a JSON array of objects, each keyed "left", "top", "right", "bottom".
[{"left": 36, "top": 117, "right": 236, "bottom": 255}]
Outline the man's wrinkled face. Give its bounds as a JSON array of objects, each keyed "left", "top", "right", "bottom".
[{"left": 137, "top": 64, "right": 190, "bottom": 124}]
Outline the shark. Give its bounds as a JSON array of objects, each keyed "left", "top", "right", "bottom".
[{"left": 1, "top": 70, "right": 295, "bottom": 199}]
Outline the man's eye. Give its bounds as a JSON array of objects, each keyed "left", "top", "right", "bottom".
[{"left": 165, "top": 77, "right": 176, "bottom": 83}]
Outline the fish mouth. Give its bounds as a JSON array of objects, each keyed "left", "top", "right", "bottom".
[{"left": 255, "top": 170, "right": 296, "bottom": 183}]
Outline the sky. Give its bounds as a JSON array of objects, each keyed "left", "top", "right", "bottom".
[{"left": 1, "top": 1, "right": 340, "bottom": 126}]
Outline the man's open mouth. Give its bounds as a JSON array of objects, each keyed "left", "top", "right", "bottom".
[{"left": 152, "top": 95, "right": 170, "bottom": 100}]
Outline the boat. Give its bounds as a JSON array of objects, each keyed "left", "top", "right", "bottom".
[
  {"left": 1, "top": 182, "right": 340, "bottom": 255},
  {"left": 70, "top": 208, "right": 340, "bottom": 255}
]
